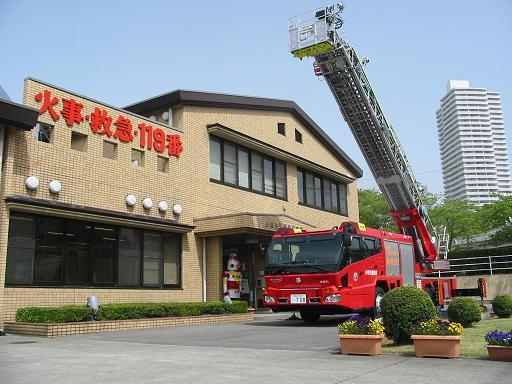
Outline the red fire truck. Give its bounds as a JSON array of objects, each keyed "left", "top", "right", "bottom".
[{"left": 263, "top": 4, "right": 484, "bottom": 322}]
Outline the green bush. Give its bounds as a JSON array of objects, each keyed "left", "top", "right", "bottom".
[
  {"left": 492, "top": 295, "right": 512, "bottom": 318},
  {"left": 16, "top": 306, "right": 94, "bottom": 323},
  {"left": 381, "top": 286, "right": 436, "bottom": 344},
  {"left": 447, "top": 298, "right": 481, "bottom": 326},
  {"left": 15, "top": 301, "right": 248, "bottom": 323},
  {"left": 96, "top": 301, "right": 248, "bottom": 321}
]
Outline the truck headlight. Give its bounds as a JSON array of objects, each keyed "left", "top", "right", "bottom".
[
  {"left": 264, "top": 296, "right": 276, "bottom": 304},
  {"left": 325, "top": 294, "right": 341, "bottom": 303}
]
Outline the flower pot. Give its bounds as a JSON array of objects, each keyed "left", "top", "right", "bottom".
[
  {"left": 487, "top": 345, "right": 512, "bottom": 362},
  {"left": 338, "top": 334, "right": 384, "bottom": 356},
  {"left": 411, "top": 335, "right": 461, "bottom": 358}
]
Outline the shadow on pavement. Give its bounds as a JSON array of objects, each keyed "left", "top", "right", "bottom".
[{"left": 248, "top": 314, "right": 351, "bottom": 327}]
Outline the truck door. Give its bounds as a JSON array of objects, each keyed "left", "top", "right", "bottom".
[
  {"left": 383, "top": 240, "right": 400, "bottom": 277},
  {"left": 399, "top": 243, "right": 415, "bottom": 286}
]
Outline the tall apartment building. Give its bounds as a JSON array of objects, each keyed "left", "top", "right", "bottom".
[{"left": 436, "top": 80, "right": 512, "bottom": 205}]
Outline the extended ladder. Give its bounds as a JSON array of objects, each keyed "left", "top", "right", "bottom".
[{"left": 289, "top": 5, "right": 443, "bottom": 265}]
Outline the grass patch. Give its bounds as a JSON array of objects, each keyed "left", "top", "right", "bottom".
[{"left": 381, "top": 317, "right": 512, "bottom": 358}]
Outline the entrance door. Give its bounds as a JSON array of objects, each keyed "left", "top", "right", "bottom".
[{"left": 222, "top": 236, "right": 269, "bottom": 309}]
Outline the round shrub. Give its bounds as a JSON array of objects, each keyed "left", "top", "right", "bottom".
[
  {"left": 447, "top": 298, "right": 481, "bottom": 326},
  {"left": 381, "top": 286, "right": 436, "bottom": 344},
  {"left": 492, "top": 294, "right": 512, "bottom": 318}
]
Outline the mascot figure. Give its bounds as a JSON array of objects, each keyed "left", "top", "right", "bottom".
[{"left": 223, "top": 252, "right": 242, "bottom": 304}]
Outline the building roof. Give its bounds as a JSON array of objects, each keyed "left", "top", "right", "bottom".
[
  {"left": 124, "top": 90, "right": 363, "bottom": 178},
  {"left": 0, "top": 85, "right": 39, "bottom": 131}
]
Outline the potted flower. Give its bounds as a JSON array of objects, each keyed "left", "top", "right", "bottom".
[
  {"left": 485, "top": 330, "right": 512, "bottom": 361},
  {"left": 337, "top": 315, "right": 385, "bottom": 356},
  {"left": 411, "top": 318, "right": 464, "bottom": 358}
]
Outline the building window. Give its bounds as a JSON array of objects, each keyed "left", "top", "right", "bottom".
[
  {"left": 35, "top": 122, "right": 53, "bottom": 143},
  {"left": 251, "top": 152, "right": 263, "bottom": 192},
  {"left": 131, "top": 149, "right": 144, "bottom": 167},
  {"left": 275, "top": 161, "right": 286, "bottom": 199},
  {"left": 209, "top": 135, "right": 287, "bottom": 200},
  {"left": 209, "top": 137, "right": 222, "bottom": 180},
  {"left": 297, "top": 169, "right": 304, "bottom": 203},
  {"left": 34, "top": 216, "right": 62, "bottom": 284},
  {"left": 118, "top": 228, "right": 141, "bottom": 287},
  {"left": 263, "top": 157, "right": 274, "bottom": 195},
  {"left": 238, "top": 148, "right": 249, "bottom": 188},
  {"left": 92, "top": 224, "right": 116, "bottom": 285},
  {"left": 70, "top": 132, "right": 88, "bottom": 152},
  {"left": 297, "top": 168, "right": 348, "bottom": 215},
  {"left": 163, "top": 234, "right": 181, "bottom": 285},
  {"left": 223, "top": 142, "right": 237, "bottom": 185},
  {"left": 5, "top": 213, "right": 182, "bottom": 289},
  {"left": 295, "top": 129, "right": 303, "bottom": 143},
  {"left": 103, "top": 141, "right": 118, "bottom": 160},
  {"left": 278, "top": 123, "right": 286, "bottom": 136},
  {"left": 338, "top": 183, "right": 348, "bottom": 216},
  {"left": 143, "top": 232, "right": 163, "bottom": 286},
  {"left": 5, "top": 214, "right": 35, "bottom": 285},
  {"left": 157, "top": 156, "right": 169, "bottom": 173}
]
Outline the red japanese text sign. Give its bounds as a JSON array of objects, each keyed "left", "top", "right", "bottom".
[{"left": 34, "top": 88, "right": 183, "bottom": 158}]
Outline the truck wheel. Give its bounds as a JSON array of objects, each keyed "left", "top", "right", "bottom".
[
  {"left": 372, "top": 287, "right": 386, "bottom": 318},
  {"left": 299, "top": 309, "right": 320, "bottom": 323}
]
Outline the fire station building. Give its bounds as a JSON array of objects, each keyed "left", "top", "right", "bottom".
[{"left": 0, "top": 78, "right": 362, "bottom": 325}]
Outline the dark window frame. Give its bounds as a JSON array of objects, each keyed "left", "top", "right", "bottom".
[
  {"left": 35, "top": 122, "right": 53, "bottom": 143},
  {"left": 277, "top": 122, "right": 286, "bottom": 136},
  {"left": 209, "top": 135, "right": 288, "bottom": 201},
  {"left": 294, "top": 129, "right": 303, "bottom": 143},
  {"left": 209, "top": 136, "right": 222, "bottom": 181},
  {"left": 5, "top": 212, "right": 182, "bottom": 290},
  {"left": 297, "top": 167, "right": 348, "bottom": 215}
]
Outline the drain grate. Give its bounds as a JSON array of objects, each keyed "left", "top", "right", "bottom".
[{"left": 9, "top": 341, "right": 38, "bottom": 344}]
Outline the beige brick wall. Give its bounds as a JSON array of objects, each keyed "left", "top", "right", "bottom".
[
  {"left": 0, "top": 78, "right": 360, "bottom": 324},
  {"left": 205, "top": 237, "right": 222, "bottom": 301}
]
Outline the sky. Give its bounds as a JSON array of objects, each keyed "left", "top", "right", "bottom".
[{"left": 1, "top": 0, "right": 511, "bottom": 194}]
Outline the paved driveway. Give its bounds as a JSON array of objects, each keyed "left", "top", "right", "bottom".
[
  {"left": 75, "top": 312, "right": 347, "bottom": 351},
  {"left": 1, "top": 313, "right": 510, "bottom": 384}
]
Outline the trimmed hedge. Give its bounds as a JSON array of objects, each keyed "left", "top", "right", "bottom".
[
  {"left": 381, "top": 286, "right": 436, "bottom": 345},
  {"left": 16, "top": 306, "right": 94, "bottom": 323},
  {"left": 447, "top": 298, "right": 481, "bottom": 326},
  {"left": 492, "top": 294, "right": 512, "bottom": 318},
  {"left": 15, "top": 301, "right": 248, "bottom": 323}
]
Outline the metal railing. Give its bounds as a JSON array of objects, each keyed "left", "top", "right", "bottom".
[{"left": 435, "top": 254, "right": 512, "bottom": 276}]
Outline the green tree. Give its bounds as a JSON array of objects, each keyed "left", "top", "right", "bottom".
[
  {"left": 429, "top": 199, "right": 482, "bottom": 248},
  {"left": 416, "top": 183, "right": 440, "bottom": 211},
  {"left": 358, "top": 188, "right": 397, "bottom": 231},
  {"left": 478, "top": 195, "right": 512, "bottom": 244}
]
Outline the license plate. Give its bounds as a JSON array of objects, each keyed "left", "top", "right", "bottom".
[{"left": 290, "top": 294, "right": 307, "bottom": 304}]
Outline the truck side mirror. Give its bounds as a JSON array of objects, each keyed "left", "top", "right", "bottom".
[{"left": 342, "top": 233, "right": 352, "bottom": 246}]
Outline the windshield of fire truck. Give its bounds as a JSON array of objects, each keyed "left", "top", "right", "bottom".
[{"left": 265, "top": 232, "right": 345, "bottom": 274}]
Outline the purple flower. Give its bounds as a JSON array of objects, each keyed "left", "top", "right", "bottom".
[{"left": 485, "top": 330, "right": 512, "bottom": 346}]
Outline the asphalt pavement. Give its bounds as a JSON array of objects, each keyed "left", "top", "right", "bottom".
[{"left": 0, "top": 312, "right": 510, "bottom": 384}]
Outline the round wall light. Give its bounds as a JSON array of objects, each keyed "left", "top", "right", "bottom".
[
  {"left": 149, "top": 115, "right": 156, "bottom": 121},
  {"left": 158, "top": 201, "right": 168, "bottom": 212},
  {"left": 126, "top": 194, "right": 137, "bottom": 207},
  {"left": 162, "top": 111, "right": 169, "bottom": 121},
  {"left": 172, "top": 203, "right": 183, "bottom": 215},
  {"left": 25, "top": 176, "right": 39, "bottom": 190},
  {"left": 142, "top": 197, "right": 153, "bottom": 210},
  {"left": 48, "top": 180, "right": 62, "bottom": 194}
]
